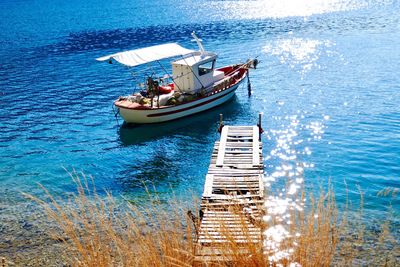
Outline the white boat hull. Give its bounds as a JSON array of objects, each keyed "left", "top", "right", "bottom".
[{"left": 119, "top": 83, "right": 239, "bottom": 124}]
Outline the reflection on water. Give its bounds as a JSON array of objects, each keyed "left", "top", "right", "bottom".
[
  {"left": 116, "top": 97, "right": 244, "bottom": 197},
  {"left": 115, "top": 145, "right": 179, "bottom": 196},
  {"left": 118, "top": 96, "right": 241, "bottom": 146}
]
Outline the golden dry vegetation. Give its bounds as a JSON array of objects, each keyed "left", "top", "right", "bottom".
[{"left": 21, "top": 172, "right": 399, "bottom": 267}]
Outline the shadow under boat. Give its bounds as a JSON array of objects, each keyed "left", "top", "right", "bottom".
[{"left": 118, "top": 95, "right": 242, "bottom": 146}]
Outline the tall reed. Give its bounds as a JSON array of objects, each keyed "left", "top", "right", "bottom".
[
  {"left": 25, "top": 172, "right": 195, "bottom": 267},
  {"left": 25, "top": 171, "right": 398, "bottom": 266}
]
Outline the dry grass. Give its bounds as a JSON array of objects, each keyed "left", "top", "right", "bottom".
[
  {"left": 25, "top": 172, "right": 196, "bottom": 267},
  {"left": 24, "top": 171, "right": 399, "bottom": 267}
]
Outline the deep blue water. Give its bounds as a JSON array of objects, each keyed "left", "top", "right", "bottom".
[{"left": 1, "top": 0, "right": 399, "bottom": 245}]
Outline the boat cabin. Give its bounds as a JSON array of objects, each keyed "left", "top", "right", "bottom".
[{"left": 172, "top": 51, "right": 224, "bottom": 94}]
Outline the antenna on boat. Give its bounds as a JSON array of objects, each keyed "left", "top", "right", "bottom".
[{"left": 191, "top": 32, "right": 205, "bottom": 55}]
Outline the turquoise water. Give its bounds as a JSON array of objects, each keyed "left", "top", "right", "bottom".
[{"left": 1, "top": 0, "right": 399, "bottom": 253}]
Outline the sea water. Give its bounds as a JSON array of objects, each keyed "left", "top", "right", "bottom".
[{"left": 0, "top": 0, "right": 399, "bottom": 261}]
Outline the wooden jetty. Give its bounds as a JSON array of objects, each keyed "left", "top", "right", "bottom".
[{"left": 194, "top": 121, "right": 265, "bottom": 265}]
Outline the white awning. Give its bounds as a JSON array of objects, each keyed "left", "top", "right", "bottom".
[{"left": 96, "top": 43, "right": 194, "bottom": 67}]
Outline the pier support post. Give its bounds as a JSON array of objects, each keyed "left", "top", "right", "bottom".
[
  {"left": 247, "top": 70, "right": 252, "bottom": 97},
  {"left": 218, "top": 114, "right": 224, "bottom": 133},
  {"left": 257, "top": 112, "right": 263, "bottom": 140}
]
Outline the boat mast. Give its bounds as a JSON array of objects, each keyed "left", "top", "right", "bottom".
[{"left": 191, "top": 32, "right": 205, "bottom": 55}]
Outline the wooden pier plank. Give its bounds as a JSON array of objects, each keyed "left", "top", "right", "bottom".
[
  {"left": 252, "top": 126, "right": 260, "bottom": 166},
  {"left": 216, "top": 126, "right": 228, "bottom": 166},
  {"left": 195, "top": 124, "right": 265, "bottom": 265}
]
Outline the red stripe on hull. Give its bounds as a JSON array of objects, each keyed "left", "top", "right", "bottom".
[{"left": 147, "top": 86, "right": 237, "bottom": 117}]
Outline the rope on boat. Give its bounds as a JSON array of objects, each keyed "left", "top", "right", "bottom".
[
  {"left": 247, "top": 69, "right": 252, "bottom": 97},
  {"left": 223, "top": 57, "right": 259, "bottom": 77},
  {"left": 221, "top": 57, "right": 259, "bottom": 98},
  {"left": 112, "top": 104, "right": 120, "bottom": 127}
]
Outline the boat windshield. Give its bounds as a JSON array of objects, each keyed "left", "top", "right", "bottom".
[{"left": 198, "top": 60, "right": 215, "bottom": 76}]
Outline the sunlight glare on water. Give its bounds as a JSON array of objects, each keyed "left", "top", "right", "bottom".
[
  {"left": 260, "top": 30, "right": 334, "bottom": 260},
  {"left": 209, "top": 0, "right": 381, "bottom": 19},
  {"left": 264, "top": 38, "right": 335, "bottom": 75},
  {"left": 263, "top": 113, "right": 328, "bottom": 263}
]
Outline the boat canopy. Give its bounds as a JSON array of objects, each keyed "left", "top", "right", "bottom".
[{"left": 96, "top": 43, "right": 194, "bottom": 67}]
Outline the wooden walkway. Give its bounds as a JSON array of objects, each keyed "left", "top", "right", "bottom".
[{"left": 194, "top": 125, "right": 265, "bottom": 265}]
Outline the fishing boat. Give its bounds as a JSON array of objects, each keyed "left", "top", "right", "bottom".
[{"left": 96, "top": 32, "right": 258, "bottom": 124}]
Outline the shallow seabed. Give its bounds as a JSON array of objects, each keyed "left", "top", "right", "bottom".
[{"left": 0, "top": 0, "right": 399, "bottom": 265}]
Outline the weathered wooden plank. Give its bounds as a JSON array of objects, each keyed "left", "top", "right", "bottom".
[
  {"left": 199, "top": 232, "right": 262, "bottom": 237},
  {"left": 198, "top": 238, "right": 262, "bottom": 242},
  {"left": 199, "top": 229, "right": 261, "bottom": 234},
  {"left": 259, "top": 175, "right": 264, "bottom": 198},
  {"left": 199, "top": 222, "right": 257, "bottom": 227},
  {"left": 208, "top": 173, "right": 263, "bottom": 177},
  {"left": 211, "top": 158, "right": 253, "bottom": 164},
  {"left": 216, "top": 126, "right": 228, "bottom": 166},
  {"left": 212, "top": 152, "right": 262, "bottom": 157},
  {"left": 252, "top": 126, "right": 260, "bottom": 166},
  {"left": 200, "top": 199, "right": 265, "bottom": 206},
  {"left": 202, "top": 213, "right": 253, "bottom": 218},
  {"left": 200, "top": 225, "right": 260, "bottom": 230},
  {"left": 198, "top": 239, "right": 261, "bottom": 244},
  {"left": 211, "top": 188, "right": 260, "bottom": 193},
  {"left": 215, "top": 142, "right": 262, "bottom": 147},
  {"left": 194, "top": 255, "right": 255, "bottom": 263},
  {"left": 199, "top": 230, "right": 261, "bottom": 234},
  {"left": 227, "top": 126, "right": 254, "bottom": 129},
  {"left": 212, "top": 180, "right": 260, "bottom": 183},
  {"left": 199, "top": 228, "right": 260, "bottom": 233},
  {"left": 225, "top": 137, "right": 253, "bottom": 141},
  {"left": 213, "top": 176, "right": 261, "bottom": 181},
  {"left": 203, "top": 215, "right": 253, "bottom": 221},
  {"left": 212, "top": 180, "right": 261, "bottom": 184},
  {"left": 202, "top": 194, "right": 263, "bottom": 200},
  {"left": 203, "top": 174, "right": 214, "bottom": 197},
  {"left": 212, "top": 186, "right": 261, "bottom": 189},
  {"left": 199, "top": 221, "right": 260, "bottom": 227},
  {"left": 213, "top": 181, "right": 260, "bottom": 186},
  {"left": 211, "top": 159, "right": 258, "bottom": 162},
  {"left": 199, "top": 232, "right": 262, "bottom": 238},
  {"left": 211, "top": 183, "right": 260, "bottom": 187},
  {"left": 198, "top": 236, "right": 261, "bottom": 241},
  {"left": 225, "top": 144, "right": 258, "bottom": 148},
  {"left": 209, "top": 170, "right": 263, "bottom": 174},
  {"left": 211, "top": 184, "right": 261, "bottom": 188},
  {"left": 195, "top": 246, "right": 255, "bottom": 255},
  {"left": 200, "top": 222, "right": 259, "bottom": 226},
  {"left": 208, "top": 167, "right": 263, "bottom": 171},
  {"left": 212, "top": 156, "right": 255, "bottom": 159},
  {"left": 198, "top": 235, "right": 262, "bottom": 240},
  {"left": 208, "top": 174, "right": 263, "bottom": 178}
]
